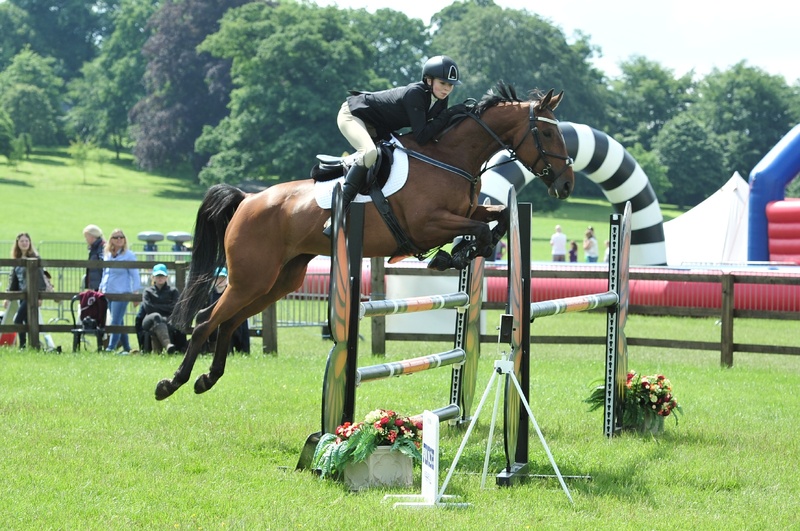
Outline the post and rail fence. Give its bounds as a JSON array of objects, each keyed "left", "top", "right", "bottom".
[{"left": 2, "top": 257, "right": 799, "bottom": 365}]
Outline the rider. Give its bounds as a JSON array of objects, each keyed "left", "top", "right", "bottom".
[{"left": 324, "top": 55, "right": 468, "bottom": 236}]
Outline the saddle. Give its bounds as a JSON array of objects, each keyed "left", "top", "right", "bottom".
[{"left": 310, "top": 141, "right": 395, "bottom": 195}]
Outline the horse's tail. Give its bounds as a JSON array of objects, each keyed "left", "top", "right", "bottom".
[{"left": 171, "top": 183, "right": 247, "bottom": 331}]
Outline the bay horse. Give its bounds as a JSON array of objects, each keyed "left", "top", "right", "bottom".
[{"left": 155, "top": 83, "right": 575, "bottom": 400}]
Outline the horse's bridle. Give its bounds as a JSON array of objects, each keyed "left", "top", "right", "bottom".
[
  {"left": 474, "top": 102, "right": 574, "bottom": 182},
  {"left": 395, "top": 99, "right": 574, "bottom": 208}
]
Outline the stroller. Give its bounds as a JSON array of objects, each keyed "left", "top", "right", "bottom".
[{"left": 70, "top": 290, "right": 108, "bottom": 352}]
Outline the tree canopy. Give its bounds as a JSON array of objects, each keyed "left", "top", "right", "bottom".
[{"left": 1, "top": 0, "right": 799, "bottom": 210}]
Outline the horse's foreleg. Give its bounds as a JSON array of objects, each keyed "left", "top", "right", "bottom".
[
  {"left": 469, "top": 204, "right": 508, "bottom": 257},
  {"left": 450, "top": 223, "right": 494, "bottom": 269}
]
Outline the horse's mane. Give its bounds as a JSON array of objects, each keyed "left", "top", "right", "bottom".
[{"left": 474, "top": 81, "right": 546, "bottom": 116}]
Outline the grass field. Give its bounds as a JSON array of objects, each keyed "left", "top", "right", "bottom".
[
  {"left": 2, "top": 321, "right": 800, "bottom": 529},
  {"left": 4, "top": 150, "right": 799, "bottom": 528}
]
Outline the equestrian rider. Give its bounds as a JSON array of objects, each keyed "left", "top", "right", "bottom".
[{"left": 324, "top": 55, "right": 467, "bottom": 236}]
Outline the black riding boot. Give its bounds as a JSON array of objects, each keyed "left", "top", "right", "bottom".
[
  {"left": 151, "top": 322, "right": 176, "bottom": 354},
  {"left": 323, "top": 164, "right": 369, "bottom": 237}
]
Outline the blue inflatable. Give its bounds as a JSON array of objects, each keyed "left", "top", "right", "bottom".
[{"left": 748, "top": 124, "right": 800, "bottom": 261}]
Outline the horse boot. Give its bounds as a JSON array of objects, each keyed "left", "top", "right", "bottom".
[
  {"left": 322, "top": 163, "right": 369, "bottom": 238},
  {"left": 152, "top": 322, "right": 176, "bottom": 354}
]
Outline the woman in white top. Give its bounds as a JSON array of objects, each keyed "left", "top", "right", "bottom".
[{"left": 583, "top": 229, "right": 599, "bottom": 263}]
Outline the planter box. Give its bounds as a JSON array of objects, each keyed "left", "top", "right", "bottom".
[{"left": 343, "top": 446, "right": 413, "bottom": 491}]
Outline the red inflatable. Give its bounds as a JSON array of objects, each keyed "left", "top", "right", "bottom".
[
  {"left": 767, "top": 199, "right": 800, "bottom": 264},
  {"left": 303, "top": 259, "right": 800, "bottom": 314}
]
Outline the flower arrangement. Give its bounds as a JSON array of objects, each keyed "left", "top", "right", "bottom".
[
  {"left": 312, "top": 409, "right": 423, "bottom": 479},
  {"left": 586, "top": 370, "right": 682, "bottom": 433}
]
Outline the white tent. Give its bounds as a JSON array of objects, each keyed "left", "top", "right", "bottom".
[{"left": 663, "top": 173, "right": 749, "bottom": 265}]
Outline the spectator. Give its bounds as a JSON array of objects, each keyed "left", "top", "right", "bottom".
[
  {"left": 583, "top": 229, "right": 599, "bottom": 263},
  {"left": 207, "top": 267, "right": 249, "bottom": 354},
  {"left": 83, "top": 224, "right": 104, "bottom": 290},
  {"left": 99, "top": 229, "right": 140, "bottom": 354},
  {"left": 550, "top": 225, "right": 567, "bottom": 262},
  {"left": 135, "top": 264, "right": 186, "bottom": 354},
  {"left": 4, "top": 233, "right": 46, "bottom": 349},
  {"left": 604, "top": 240, "right": 611, "bottom": 262},
  {"left": 568, "top": 241, "right": 578, "bottom": 263},
  {"left": 494, "top": 239, "right": 507, "bottom": 261}
]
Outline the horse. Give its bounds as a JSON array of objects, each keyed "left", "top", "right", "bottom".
[{"left": 155, "top": 82, "right": 575, "bottom": 400}]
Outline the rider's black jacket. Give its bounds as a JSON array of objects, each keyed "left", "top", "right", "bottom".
[{"left": 346, "top": 81, "right": 454, "bottom": 144}]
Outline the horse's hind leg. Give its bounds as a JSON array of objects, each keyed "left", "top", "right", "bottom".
[
  {"left": 194, "top": 254, "right": 314, "bottom": 394},
  {"left": 154, "top": 305, "right": 221, "bottom": 400},
  {"left": 193, "top": 307, "right": 252, "bottom": 394}
]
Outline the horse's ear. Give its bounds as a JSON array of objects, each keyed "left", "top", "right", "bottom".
[
  {"left": 538, "top": 88, "right": 555, "bottom": 110},
  {"left": 550, "top": 90, "right": 564, "bottom": 111}
]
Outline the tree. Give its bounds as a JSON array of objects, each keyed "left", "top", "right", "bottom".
[
  {"left": 8, "top": 0, "right": 114, "bottom": 80},
  {"left": 692, "top": 63, "right": 797, "bottom": 178},
  {"left": 1, "top": 84, "right": 59, "bottom": 146},
  {"left": 607, "top": 57, "right": 694, "bottom": 151},
  {"left": 130, "top": 0, "right": 248, "bottom": 172},
  {"left": 196, "top": 2, "right": 379, "bottom": 184},
  {"left": 429, "top": 0, "right": 610, "bottom": 129},
  {"left": 653, "top": 112, "right": 725, "bottom": 208},
  {"left": 349, "top": 8, "right": 429, "bottom": 87},
  {"left": 0, "top": 2, "right": 38, "bottom": 72},
  {"left": 0, "top": 108, "right": 15, "bottom": 161},
  {"left": 68, "top": 139, "right": 96, "bottom": 184},
  {"left": 0, "top": 48, "right": 64, "bottom": 123},
  {"left": 66, "top": 0, "right": 158, "bottom": 157}
]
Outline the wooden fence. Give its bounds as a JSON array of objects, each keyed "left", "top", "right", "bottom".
[
  {"left": 3, "top": 257, "right": 800, "bottom": 366},
  {"left": 0, "top": 258, "right": 278, "bottom": 353},
  {"left": 369, "top": 259, "right": 800, "bottom": 367}
]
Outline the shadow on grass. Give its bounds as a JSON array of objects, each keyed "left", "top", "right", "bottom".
[
  {"left": 26, "top": 155, "right": 68, "bottom": 167},
  {"left": 0, "top": 177, "right": 33, "bottom": 187}
]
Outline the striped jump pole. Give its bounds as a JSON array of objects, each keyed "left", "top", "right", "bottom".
[
  {"left": 359, "top": 292, "right": 469, "bottom": 319},
  {"left": 357, "top": 348, "right": 466, "bottom": 384},
  {"left": 318, "top": 191, "right": 485, "bottom": 444},
  {"left": 529, "top": 291, "right": 619, "bottom": 319}
]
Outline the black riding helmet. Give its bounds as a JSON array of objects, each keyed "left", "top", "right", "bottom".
[{"left": 421, "top": 55, "right": 462, "bottom": 86}]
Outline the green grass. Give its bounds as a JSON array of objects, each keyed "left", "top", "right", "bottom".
[
  {"left": 2, "top": 321, "right": 799, "bottom": 529},
  {"left": 3, "top": 151, "right": 799, "bottom": 528},
  {"left": 0, "top": 150, "right": 205, "bottom": 245}
]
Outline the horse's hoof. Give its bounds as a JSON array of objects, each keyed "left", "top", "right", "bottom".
[
  {"left": 194, "top": 374, "right": 214, "bottom": 394},
  {"left": 155, "top": 379, "right": 177, "bottom": 401},
  {"left": 478, "top": 244, "right": 495, "bottom": 259},
  {"left": 451, "top": 256, "right": 469, "bottom": 270},
  {"left": 428, "top": 250, "right": 453, "bottom": 271}
]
